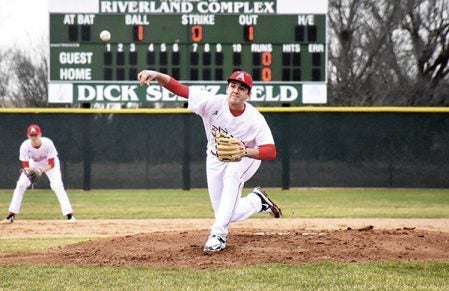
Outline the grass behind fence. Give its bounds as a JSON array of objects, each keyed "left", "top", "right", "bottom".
[{"left": 1, "top": 188, "right": 448, "bottom": 220}]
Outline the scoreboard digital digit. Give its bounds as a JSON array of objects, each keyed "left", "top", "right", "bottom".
[{"left": 48, "top": 0, "right": 328, "bottom": 106}]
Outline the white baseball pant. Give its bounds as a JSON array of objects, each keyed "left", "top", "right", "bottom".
[
  {"left": 8, "top": 159, "right": 73, "bottom": 216},
  {"left": 206, "top": 155, "right": 263, "bottom": 240}
]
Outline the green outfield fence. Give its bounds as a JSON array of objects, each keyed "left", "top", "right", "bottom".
[{"left": 1, "top": 107, "right": 448, "bottom": 190}]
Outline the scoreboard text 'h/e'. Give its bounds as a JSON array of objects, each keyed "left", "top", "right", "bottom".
[{"left": 49, "top": 0, "right": 328, "bottom": 106}]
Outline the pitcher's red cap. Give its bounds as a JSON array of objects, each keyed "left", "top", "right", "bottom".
[
  {"left": 27, "top": 124, "right": 42, "bottom": 136},
  {"left": 227, "top": 71, "right": 253, "bottom": 91}
]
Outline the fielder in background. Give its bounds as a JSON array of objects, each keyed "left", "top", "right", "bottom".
[
  {"left": 4, "top": 124, "right": 76, "bottom": 223},
  {"left": 138, "top": 70, "right": 281, "bottom": 253}
]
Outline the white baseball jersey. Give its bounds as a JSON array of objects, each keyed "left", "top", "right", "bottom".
[
  {"left": 19, "top": 137, "right": 59, "bottom": 166},
  {"left": 10, "top": 136, "right": 72, "bottom": 215},
  {"left": 188, "top": 86, "right": 275, "bottom": 241},
  {"left": 188, "top": 87, "right": 275, "bottom": 156}
]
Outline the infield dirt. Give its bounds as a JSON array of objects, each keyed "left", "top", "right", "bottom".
[{"left": 1, "top": 218, "right": 449, "bottom": 268}]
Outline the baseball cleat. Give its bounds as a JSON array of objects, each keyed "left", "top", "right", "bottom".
[
  {"left": 67, "top": 214, "right": 76, "bottom": 222},
  {"left": 4, "top": 213, "right": 15, "bottom": 223},
  {"left": 203, "top": 234, "right": 226, "bottom": 253},
  {"left": 253, "top": 187, "right": 282, "bottom": 218}
]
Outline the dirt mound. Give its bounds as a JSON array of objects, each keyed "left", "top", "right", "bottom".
[{"left": 2, "top": 228, "right": 449, "bottom": 269}]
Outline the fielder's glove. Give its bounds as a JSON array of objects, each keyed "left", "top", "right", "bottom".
[
  {"left": 20, "top": 168, "right": 43, "bottom": 184},
  {"left": 215, "top": 130, "right": 247, "bottom": 162}
]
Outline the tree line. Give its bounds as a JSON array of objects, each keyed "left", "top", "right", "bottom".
[{"left": 0, "top": 0, "right": 448, "bottom": 107}]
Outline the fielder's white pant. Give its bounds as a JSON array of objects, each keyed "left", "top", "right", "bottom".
[
  {"left": 207, "top": 155, "right": 263, "bottom": 240},
  {"left": 8, "top": 159, "right": 73, "bottom": 216}
]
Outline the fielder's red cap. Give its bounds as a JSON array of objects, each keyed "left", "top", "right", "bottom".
[
  {"left": 27, "top": 124, "right": 42, "bottom": 136},
  {"left": 227, "top": 71, "right": 253, "bottom": 91}
]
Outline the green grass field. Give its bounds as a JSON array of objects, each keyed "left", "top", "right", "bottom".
[
  {"left": 1, "top": 261, "right": 448, "bottom": 290},
  {"left": 1, "top": 188, "right": 449, "bottom": 219},
  {"left": 1, "top": 188, "right": 449, "bottom": 290}
]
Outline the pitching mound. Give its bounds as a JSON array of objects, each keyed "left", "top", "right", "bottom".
[{"left": 2, "top": 228, "right": 449, "bottom": 268}]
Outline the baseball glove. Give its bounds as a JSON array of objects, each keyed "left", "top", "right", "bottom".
[
  {"left": 20, "top": 168, "right": 42, "bottom": 184},
  {"left": 215, "top": 130, "right": 247, "bottom": 162}
]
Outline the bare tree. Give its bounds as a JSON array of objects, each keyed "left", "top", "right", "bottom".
[
  {"left": 328, "top": 0, "right": 449, "bottom": 106},
  {"left": 398, "top": 0, "right": 449, "bottom": 105},
  {"left": 7, "top": 50, "right": 48, "bottom": 107},
  {"left": 328, "top": 0, "right": 406, "bottom": 105},
  {"left": 0, "top": 50, "right": 11, "bottom": 106},
  {"left": 0, "top": 38, "right": 48, "bottom": 108}
]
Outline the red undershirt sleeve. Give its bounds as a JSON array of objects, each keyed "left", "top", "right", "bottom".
[
  {"left": 22, "top": 161, "right": 29, "bottom": 168},
  {"left": 48, "top": 158, "right": 55, "bottom": 169},
  {"left": 258, "top": 144, "right": 276, "bottom": 160},
  {"left": 164, "top": 77, "right": 189, "bottom": 98}
]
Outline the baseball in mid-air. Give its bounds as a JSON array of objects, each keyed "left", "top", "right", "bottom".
[{"left": 100, "top": 30, "right": 111, "bottom": 42}]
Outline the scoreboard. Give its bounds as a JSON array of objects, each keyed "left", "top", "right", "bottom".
[{"left": 48, "top": 0, "right": 328, "bottom": 106}]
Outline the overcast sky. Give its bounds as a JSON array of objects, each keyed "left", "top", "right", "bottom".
[{"left": 0, "top": 0, "right": 48, "bottom": 51}]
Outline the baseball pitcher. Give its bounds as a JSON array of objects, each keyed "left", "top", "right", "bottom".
[{"left": 138, "top": 70, "right": 281, "bottom": 253}]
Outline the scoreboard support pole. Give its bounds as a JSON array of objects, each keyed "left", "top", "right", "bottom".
[
  {"left": 281, "top": 112, "right": 290, "bottom": 190},
  {"left": 182, "top": 114, "right": 192, "bottom": 190},
  {"left": 82, "top": 115, "right": 92, "bottom": 191}
]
